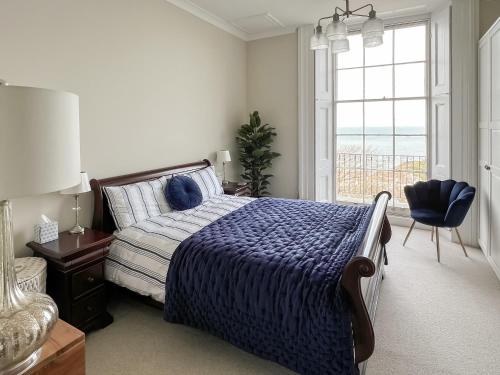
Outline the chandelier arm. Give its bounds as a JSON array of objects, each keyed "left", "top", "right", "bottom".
[
  {"left": 350, "top": 3, "right": 374, "bottom": 14},
  {"left": 319, "top": 15, "right": 334, "bottom": 22},
  {"left": 335, "top": 6, "right": 346, "bottom": 15},
  {"left": 317, "top": 15, "right": 333, "bottom": 27},
  {"left": 350, "top": 13, "right": 370, "bottom": 18}
]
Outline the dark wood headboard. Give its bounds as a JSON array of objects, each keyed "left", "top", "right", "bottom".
[{"left": 90, "top": 159, "right": 211, "bottom": 233}]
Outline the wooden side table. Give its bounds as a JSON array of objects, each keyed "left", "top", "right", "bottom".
[
  {"left": 27, "top": 229, "right": 115, "bottom": 332},
  {"left": 26, "top": 319, "right": 85, "bottom": 375},
  {"left": 222, "top": 182, "right": 251, "bottom": 197}
]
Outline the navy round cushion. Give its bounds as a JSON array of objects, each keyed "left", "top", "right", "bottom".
[{"left": 165, "top": 175, "right": 203, "bottom": 211}]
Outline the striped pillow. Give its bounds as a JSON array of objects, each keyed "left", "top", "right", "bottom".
[
  {"left": 104, "top": 177, "right": 171, "bottom": 231},
  {"left": 186, "top": 166, "right": 223, "bottom": 201}
]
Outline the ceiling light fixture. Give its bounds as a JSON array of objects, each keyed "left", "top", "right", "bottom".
[{"left": 310, "top": 0, "right": 384, "bottom": 54}]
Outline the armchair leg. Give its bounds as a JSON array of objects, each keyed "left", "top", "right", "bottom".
[
  {"left": 455, "top": 228, "right": 469, "bottom": 258},
  {"left": 435, "top": 227, "right": 441, "bottom": 263},
  {"left": 403, "top": 220, "right": 416, "bottom": 246},
  {"left": 431, "top": 226, "right": 434, "bottom": 242}
]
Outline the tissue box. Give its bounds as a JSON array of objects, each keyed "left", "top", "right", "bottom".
[{"left": 34, "top": 222, "right": 58, "bottom": 244}]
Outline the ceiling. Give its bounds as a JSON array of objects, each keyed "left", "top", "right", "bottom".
[{"left": 167, "top": 0, "right": 447, "bottom": 40}]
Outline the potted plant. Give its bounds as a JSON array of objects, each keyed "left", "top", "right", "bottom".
[{"left": 236, "top": 111, "right": 280, "bottom": 197}]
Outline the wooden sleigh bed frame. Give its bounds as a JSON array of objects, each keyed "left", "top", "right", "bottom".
[{"left": 90, "top": 159, "right": 391, "bottom": 373}]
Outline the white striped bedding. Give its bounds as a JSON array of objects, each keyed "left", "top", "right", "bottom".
[
  {"left": 103, "top": 166, "right": 223, "bottom": 231},
  {"left": 105, "top": 194, "right": 255, "bottom": 303}
]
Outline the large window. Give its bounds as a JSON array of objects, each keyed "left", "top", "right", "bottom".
[{"left": 334, "top": 22, "right": 429, "bottom": 209}]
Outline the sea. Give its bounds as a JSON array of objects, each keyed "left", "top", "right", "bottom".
[{"left": 336, "top": 126, "right": 426, "bottom": 157}]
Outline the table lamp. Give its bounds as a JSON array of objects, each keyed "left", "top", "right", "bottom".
[
  {"left": 0, "top": 81, "right": 81, "bottom": 374},
  {"left": 60, "top": 172, "right": 91, "bottom": 234},
  {"left": 217, "top": 150, "right": 231, "bottom": 184}
]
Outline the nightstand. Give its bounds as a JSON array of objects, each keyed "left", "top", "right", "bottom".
[
  {"left": 222, "top": 182, "right": 251, "bottom": 197},
  {"left": 27, "top": 229, "right": 115, "bottom": 333}
]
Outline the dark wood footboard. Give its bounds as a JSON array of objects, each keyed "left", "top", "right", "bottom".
[{"left": 341, "top": 191, "right": 391, "bottom": 370}]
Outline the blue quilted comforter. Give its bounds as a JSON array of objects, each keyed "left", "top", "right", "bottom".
[{"left": 164, "top": 198, "right": 374, "bottom": 375}]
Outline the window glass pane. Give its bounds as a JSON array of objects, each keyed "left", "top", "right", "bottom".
[
  {"left": 365, "top": 66, "right": 392, "bottom": 99},
  {"left": 394, "top": 25, "right": 426, "bottom": 63},
  {"left": 394, "top": 137, "right": 427, "bottom": 206},
  {"left": 336, "top": 135, "right": 363, "bottom": 203},
  {"left": 395, "top": 136, "right": 426, "bottom": 157},
  {"left": 365, "top": 30, "right": 393, "bottom": 66},
  {"left": 395, "top": 100, "right": 426, "bottom": 135},
  {"left": 365, "top": 135, "right": 393, "bottom": 156},
  {"left": 337, "top": 102, "right": 363, "bottom": 134},
  {"left": 365, "top": 136, "right": 393, "bottom": 201},
  {"left": 337, "top": 135, "right": 363, "bottom": 154},
  {"left": 395, "top": 63, "right": 425, "bottom": 97},
  {"left": 365, "top": 101, "right": 393, "bottom": 135},
  {"left": 337, "top": 68, "right": 363, "bottom": 100},
  {"left": 337, "top": 34, "right": 363, "bottom": 69}
]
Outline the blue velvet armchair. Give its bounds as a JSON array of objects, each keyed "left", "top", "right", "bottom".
[{"left": 403, "top": 180, "right": 476, "bottom": 262}]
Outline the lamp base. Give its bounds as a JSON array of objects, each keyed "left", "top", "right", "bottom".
[
  {"left": 0, "top": 200, "right": 58, "bottom": 374},
  {"left": 69, "top": 225, "right": 85, "bottom": 235},
  {"left": 0, "top": 349, "right": 41, "bottom": 375}
]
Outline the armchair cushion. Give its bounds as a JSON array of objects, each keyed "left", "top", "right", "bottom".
[{"left": 410, "top": 208, "right": 445, "bottom": 227}]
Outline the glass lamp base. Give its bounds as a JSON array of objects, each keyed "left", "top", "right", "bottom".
[
  {"left": 69, "top": 225, "right": 85, "bottom": 234},
  {"left": 0, "top": 200, "right": 58, "bottom": 374},
  {"left": 0, "top": 349, "right": 41, "bottom": 375}
]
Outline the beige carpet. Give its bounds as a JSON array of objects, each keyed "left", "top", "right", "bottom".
[{"left": 86, "top": 226, "right": 500, "bottom": 375}]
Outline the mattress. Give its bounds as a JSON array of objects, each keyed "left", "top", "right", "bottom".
[{"left": 105, "top": 194, "right": 254, "bottom": 302}]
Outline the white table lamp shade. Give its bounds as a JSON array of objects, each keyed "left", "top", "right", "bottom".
[
  {"left": 0, "top": 85, "right": 81, "bottom": 200},
  {"left": 60, "top": 172, "right": 91, "bottom": 195},
  {"left": 0, "top": 83, "right": 80, "bottom": 374},
  {"left": 217, "top": 150, "right": 231, "bottom": 163}
]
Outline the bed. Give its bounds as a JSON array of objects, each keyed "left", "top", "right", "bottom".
[{"left": 90, "top": 159, "right": 391, "bottom": 375}]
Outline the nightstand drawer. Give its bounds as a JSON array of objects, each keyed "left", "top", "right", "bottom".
[
  {"left": 72, "top": 262, "right": 104, "bottom": 299},
  {"left": 72, "top": 287, "right": 106, "bottom": 325}
]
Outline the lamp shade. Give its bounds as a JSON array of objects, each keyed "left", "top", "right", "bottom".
[
  {"left": 326, "top": 19, "right": 347, "bottom": 41},
  {"left": 60, "top": 172, "right": 91, "bottom": 195},
  {"left": 332, "top": 38, "right": 350, "bottom": 54},
  {"left": 362, "top": 13, "right": 384, "bottom": 48},
  {"left": 217, "top": 150, "right": 231, "bottom": 163},
  {"left": 310, "top": 25, "right": 329, "bottom": 50},
  {"left": 0, "top": 85, "right": 81, "bottom": 201}
]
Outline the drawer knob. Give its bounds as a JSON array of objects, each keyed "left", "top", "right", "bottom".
[
  {"left": 87, "top": 276, "right": 95, "bottom": 283},
  {"left": 485, "top": 164, "right": 491, "bottom": 171}
]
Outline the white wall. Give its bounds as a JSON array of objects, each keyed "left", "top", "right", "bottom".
[
  {"left": 0, "top": 0, "right": 247, "bottom": 255},
  {"left": 247, "top": 33, "right": 299, "bottom": 199}
]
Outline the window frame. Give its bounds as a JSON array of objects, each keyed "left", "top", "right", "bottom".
[{"left": 332, "top": 19, "right": 431, "bottom": 215}]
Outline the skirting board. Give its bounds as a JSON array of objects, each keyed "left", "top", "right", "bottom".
[{"left": 479, "top": 243, "right": 500, "bottom": 281}]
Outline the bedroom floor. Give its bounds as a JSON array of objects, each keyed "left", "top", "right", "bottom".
[{"left": 86, "top": 226, "right": 500, "bottom": 375}]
